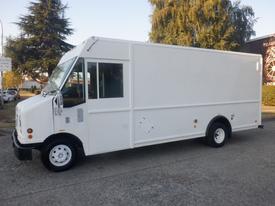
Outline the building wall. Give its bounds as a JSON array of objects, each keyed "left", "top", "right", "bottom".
[
  {"left": 22, "top": 80, "right": 42, "bottom": 89},
  {"left": 241, "top": 35, "right": 275, "bottom": 84}
]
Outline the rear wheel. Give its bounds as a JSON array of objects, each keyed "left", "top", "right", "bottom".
[
  {"left": 206, "top": 122, "right": 229, "bottom": 147},
  {"left": 41, "top": 139, "right": 76, "bottom": 172}
]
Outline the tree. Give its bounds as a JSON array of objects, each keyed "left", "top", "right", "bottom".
[
  {"left": 149, "top": 0, "right": 256, "bottom": 51},
  {"left": 3, "top": 71, "right": 22, "bottom": 89},
  {"left": 5, "top": 0, "right": 73, "bottom": 82}
]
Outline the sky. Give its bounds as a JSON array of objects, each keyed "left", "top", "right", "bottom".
[{"left": 0, "top": 0, "right": 274, "bottom": 53}]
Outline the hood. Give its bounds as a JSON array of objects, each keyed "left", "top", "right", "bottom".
[{"left": 16, "top": 94, "right": 55, "bottom": 144}]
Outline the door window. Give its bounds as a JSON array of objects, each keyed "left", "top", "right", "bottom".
[
  {"left": 87, "top": 62, "right": 123, "bottom": 99},
  {"left": 87, "top": 62, "right": 98, "bottom": 99},
  {"left": 99, "top": 63, "right": 123, "bottom": 98},
  {"left": 62, "top": 58, "right": 85, "bottom": 107}
]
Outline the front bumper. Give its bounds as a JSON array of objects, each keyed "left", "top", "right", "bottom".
[{"left": 12, "top": 130, "right": 41, "bottom": 161}]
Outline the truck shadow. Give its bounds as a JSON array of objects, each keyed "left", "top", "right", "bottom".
[{"left": 77, "top": 131, "right": 257, "bottom": 170}]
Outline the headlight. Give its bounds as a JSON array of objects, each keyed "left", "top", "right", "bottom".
[{"left": 15, "top": 107, "right": 22, "bottom": 133}]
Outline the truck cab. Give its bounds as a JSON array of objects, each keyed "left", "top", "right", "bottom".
[{"left": 13, "top": 37, "right": 130, "bottom": 171}]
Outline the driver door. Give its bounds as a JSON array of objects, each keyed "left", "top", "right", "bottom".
[{"left": 54, "top": 58, "right": 88, "bottom": 152}]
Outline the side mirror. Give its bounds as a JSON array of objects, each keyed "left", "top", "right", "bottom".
[{"left": 55, "top": 90, "right": 63, "bottom": 115}]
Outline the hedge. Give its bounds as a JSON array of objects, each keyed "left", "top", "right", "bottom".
[{"left": 262, "top": 85, "right": 275, "bottom": 106}]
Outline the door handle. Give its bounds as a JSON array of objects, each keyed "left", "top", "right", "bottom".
[{"left": 77, "top": 108, "right": 84, "bottom": 122}]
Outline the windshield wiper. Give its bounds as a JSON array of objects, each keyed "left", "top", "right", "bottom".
[
  {"left": 42, "top": 90, "right": 47, "bottom": 97},
  {"left": 41, "top": 89, "right": 57, "bottom": 97},
  {"left": 47, "top": 90, "right": 57, "bottom": 95}
]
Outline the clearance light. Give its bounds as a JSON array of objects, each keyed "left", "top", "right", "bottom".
[{"left": 27, "top": 128, "right": 33, "bottom": 134}]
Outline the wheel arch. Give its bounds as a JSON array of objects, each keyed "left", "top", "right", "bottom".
[
  {"left": 206, "top": 115, "right": 232, "bottom": 137},
  {"left": 42, "top": 132, "right": 84, "bottom": 153}
]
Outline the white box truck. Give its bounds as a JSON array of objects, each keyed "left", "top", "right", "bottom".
[{"left": 12, "top": 37, "right": 263, "bottom": 171}]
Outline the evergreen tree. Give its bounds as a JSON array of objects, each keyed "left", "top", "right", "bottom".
[
  {"left": 149, "top": 0, "right": 256, "bottom": 51},
  {"left": 5, "top": 0, "right": 73, "bottom": 82}
]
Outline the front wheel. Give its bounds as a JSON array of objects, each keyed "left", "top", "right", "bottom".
[
  {"left": 206, "top": 122, "right": 229, "bottom": 147},
  {"left": 41, "top": 139, "right": 76, "bottom": 172}
]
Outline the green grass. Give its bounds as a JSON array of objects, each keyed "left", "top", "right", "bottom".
[
  {"left": 0, "top": 101, "right": 16, "bottom": 128},
  {"left": 0, "top": 91, "right": 34, "bottom": 129}
]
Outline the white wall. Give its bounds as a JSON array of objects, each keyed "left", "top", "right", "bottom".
[{"left": 22, "top": 80, "right": 41, "bottom": 89}]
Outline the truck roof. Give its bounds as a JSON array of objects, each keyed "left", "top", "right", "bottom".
[{"left": 59, "top": 36, "right": 262, "bottom": 64}]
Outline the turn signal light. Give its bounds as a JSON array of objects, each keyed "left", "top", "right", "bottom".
[
  {"left": 28, "top": 134, "right": 33, "bottom": 139},
  {"left": 27, "top": 128, "right": 33, "bottom": 134}
]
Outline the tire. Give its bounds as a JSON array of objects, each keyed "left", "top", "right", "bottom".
[
  {"left": 41, "top": 138, "right": 77, "bottom": 172},
  {"left": 206, "top": 122, "right": 229, "bottom": 147}
]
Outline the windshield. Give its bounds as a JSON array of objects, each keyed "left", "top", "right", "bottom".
[{"left": 43, "top": 57, "right": 76, "bottom": 93}]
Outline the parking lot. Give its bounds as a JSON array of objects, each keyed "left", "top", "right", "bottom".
[{"left": 0, "top": 118, "right": 275, "bottom": 206}]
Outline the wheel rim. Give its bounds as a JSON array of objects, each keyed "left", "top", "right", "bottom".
[
  {"left": 49, "top": 144, "right": 72, "bottom": 167},
  {"left": 214, "top": 128, "right": 225, "bottom": 144}
]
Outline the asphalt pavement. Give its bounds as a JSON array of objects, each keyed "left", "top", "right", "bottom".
[{"left": 1, "top": 119, "right": 275, "bottom": 206}]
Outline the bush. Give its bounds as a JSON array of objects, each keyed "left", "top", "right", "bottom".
[{"left": 262, "top": 86, "right": 275, "bottom": 106}]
